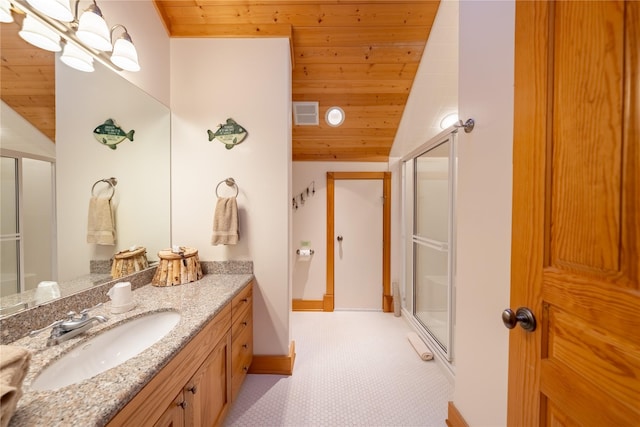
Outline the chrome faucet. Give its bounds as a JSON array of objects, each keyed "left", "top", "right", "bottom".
[{"left": 30, "top": 304, "right": 108, "bottom": 346}]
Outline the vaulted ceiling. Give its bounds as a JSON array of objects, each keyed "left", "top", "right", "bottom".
[
  {"left": 1, "top": 1, "right": 440, "bottom": 162},
  {"left": 154, "top": 0, "right": 440, "bottom": 161}
]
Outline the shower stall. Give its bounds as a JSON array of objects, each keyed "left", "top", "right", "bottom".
[{"left": 402, "top": 129, "right": 457, "bottom": 363}]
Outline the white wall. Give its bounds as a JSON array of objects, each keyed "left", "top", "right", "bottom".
[
  {"left": 292, "top": 162, "right": 388, "bottom": 301},
  {"left": 454, "top": 1, "right": 514, "bottom": 425},
  {"left": 170, "top": 38, "right": 292, "bottom": 356}
]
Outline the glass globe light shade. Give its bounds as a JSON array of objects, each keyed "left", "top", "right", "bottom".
[
  {"left": 19, "top": 15, "right": 61, "bottom": 52},
  {"left": 26, "top": 0, "right": 73, "bottom": 22},
  {"left": 76, "top": 4, "right": 112, "bottom": 52},
  {"left": 60, "top": 42, "right": 95, "bottom": 72},
  {"left": 111, "top": 34, "right": 140, "bottom": 72}
]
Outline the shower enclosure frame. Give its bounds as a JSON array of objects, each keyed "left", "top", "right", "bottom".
[{"left": 401, "top": 128, "right": 457, "bottom": 364}]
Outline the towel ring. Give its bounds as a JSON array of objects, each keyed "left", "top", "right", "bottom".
[
  {"left": 91, "top": 177, "right": 117, "bottom": 200},
  {"left": 216, "top": 177, "right": 239, "bottom": 198}
]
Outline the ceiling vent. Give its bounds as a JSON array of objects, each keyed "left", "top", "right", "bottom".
[{"left": 292, "top": 101, "right": 319, "bottom": 126}]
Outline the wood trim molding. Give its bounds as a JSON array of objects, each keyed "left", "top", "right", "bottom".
[
  {"left": 326, "top": 173, "right": 335, "bottom": 311},
  {"left": 325, "top": 171, "right": 392, "bottom": 312},
  {"left": 383, "top": 294, "right": 394, "bottom": 312},
  {"left": 292, "top": 299, "right": 323, "bottom": 311},
  {"left": 323, "top": 294, "right": 334, "bottom": 311},
  {"left": 248, "top": 341, "right": 296, "bottom": 376},
  {"left": 446, "top": 402, "right": 469, "bottom": 427}
]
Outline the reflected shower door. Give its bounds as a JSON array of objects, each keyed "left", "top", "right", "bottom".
[{"left": 0, "top": 155, "right": 55, "bottom": 298}]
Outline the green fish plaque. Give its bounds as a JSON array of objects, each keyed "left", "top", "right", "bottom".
[
  {"left": 93, "top": 119, "right": 135, "bottom": 150},
  {"left": 207, "top": 118, "right": 248, "bottom": 150}
]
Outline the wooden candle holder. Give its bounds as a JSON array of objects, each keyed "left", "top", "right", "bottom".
[
  {"left": 152, "top": 247, "right": 203, "bottom": 287},
  {"left": 111, "top": 247, "right": 149, "bottom": 279}
]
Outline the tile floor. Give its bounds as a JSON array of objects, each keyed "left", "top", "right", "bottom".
[{"left": 225, "top": 311, "right": 453, "bottom": 427}]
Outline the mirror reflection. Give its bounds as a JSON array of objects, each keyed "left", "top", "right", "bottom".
[{"left": 0, "top": 54, "right": 170, "bottom": 315}]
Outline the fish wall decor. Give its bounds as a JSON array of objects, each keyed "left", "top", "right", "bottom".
[
  {"left": 207, "top": 118, "right": 248, "bottom": 149},
  {"left": 93, "top": 119, "right": 135, "bottom": 150}
]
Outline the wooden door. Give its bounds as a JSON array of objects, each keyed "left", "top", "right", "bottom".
[
  {"left": 334, "top": 179, "right": 383, "bottom": 310},
  {"left": 508, "top": 1, "right": 639, "bottom": 426},
  {"left": 326, "top": 172, "right": 392, "bottom": 312},
  {"left": 184, "top": 334, "right": 231, "bottom": 427}
]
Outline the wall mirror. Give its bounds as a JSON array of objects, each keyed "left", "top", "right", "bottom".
[{"left": 0, "top": 31, "right": 171, "bottom": 316}]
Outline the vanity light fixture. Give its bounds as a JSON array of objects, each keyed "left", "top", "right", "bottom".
[
  {"left": 0, "top": 0, "right": 13, "bottom": 22},
  {"left": 325, "top": 106, "right": 345, "bottom": 127},
  {"left": 11, "top": 0, "right": 140, "bottom": 72}
]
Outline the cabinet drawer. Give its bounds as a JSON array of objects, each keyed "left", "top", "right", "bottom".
[
  {"left": 232, "top": 283, "right": 252, "bottom": 320},
  {"left": 232, "top": 316, "right": 253, "bottom": 370},
  {"left": 231, "top": 305, "right": 252, "bottom": 341}
]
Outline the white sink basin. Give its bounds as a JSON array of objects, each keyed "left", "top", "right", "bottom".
[{"left": 30, "top": 310, "right": 180, "bottom": 391}]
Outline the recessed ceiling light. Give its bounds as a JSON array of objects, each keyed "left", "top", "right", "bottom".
[
  {"left": 440, "top": 112, "right": 459, "bottom": 129},
  {"left": 326, "top": 106, "right": 345, "bottom": 127}
]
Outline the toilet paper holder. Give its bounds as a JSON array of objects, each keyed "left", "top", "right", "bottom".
[{"left": 296, "top": 249, "right": 314, "bottom": 255}]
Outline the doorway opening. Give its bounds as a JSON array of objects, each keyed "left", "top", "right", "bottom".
[{"left": 291, "top": 171, "right": 391, "bottom": 313}]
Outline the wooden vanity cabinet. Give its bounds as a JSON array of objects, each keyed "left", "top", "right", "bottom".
[
  {"left": 183, "top": 333, "right": 231, "bottom": 426},
  {"left": 151, "top": 333, "right": 230, "bottom": 427},
  {"left": 107, "top": 281, "right": 253, "bottom": 427}
]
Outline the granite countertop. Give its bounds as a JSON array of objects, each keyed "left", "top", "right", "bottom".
[{"left": 8, "top": 273, "right": 253, "bottom": 427}]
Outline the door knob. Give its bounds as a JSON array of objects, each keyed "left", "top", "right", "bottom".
[
  {"left": 337, "top": 235, "right": 343, "bottom": 242},
  {"left": 502, "top": 307, "right": 537, "bottom": 332}
]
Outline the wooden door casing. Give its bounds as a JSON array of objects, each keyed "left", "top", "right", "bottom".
[
  {"left": 509, "top": 1, "right": 639, "bottom": 426},
  {"left": 326, "top": 172, "right": 392, "bottom": 312}
]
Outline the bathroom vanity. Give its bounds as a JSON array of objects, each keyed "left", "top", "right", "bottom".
[
  {"left": 7, "top": 273, "right": 253, "bottom": 427},
  {"left": 107, "top": 281, "right": 253, "bottom": 427}
]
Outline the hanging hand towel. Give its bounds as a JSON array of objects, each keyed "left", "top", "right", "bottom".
[
  {"left": 87, "top": 196, "right": 116, "bottom": 245},
  {"left": 212, "top": 196, "right": 239, "bottom": 245},
  {"left": 0, "top": 345, "right": 31, "bottom": 427}
]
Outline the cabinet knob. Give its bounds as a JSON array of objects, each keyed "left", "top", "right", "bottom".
[
  {"left": 241, "top": 298, "right": 248, "bottom": 303},
  {"left": 243, "top": 366, "right": 249, "bottom": 372},
  {"left": 178, "top": 400, "right": 187, "bottom": 409},
  {"left": 242, "top": 321, "right": 248, "bottom": 326},
  {"left": 242, "top": 343, "right": 248, "bottom": 349},
  {"left": 187, "top": 385, "right": 197, "bottom": 394}
]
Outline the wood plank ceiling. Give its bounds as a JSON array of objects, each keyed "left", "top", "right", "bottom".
[
  {"left": 154, "top": 0, "right": 440, "bottom": 161},
  {"left": 0, "top": 1, "right": 440, "bottom": 162},
  {"left": 1, "top": 15, "right": 56, "bottom": 141}
]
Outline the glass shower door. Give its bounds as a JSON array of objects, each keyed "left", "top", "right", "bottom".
[
  {"left": 413, "top": 137, "right": 454, "bottom": 357},
  {"left": 0, "top": 155, "right": 55, "bottom": 299}
]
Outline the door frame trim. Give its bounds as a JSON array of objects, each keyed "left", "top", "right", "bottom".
[{"left": 324, "top": 171, "right": 392, "bottom": 312}]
